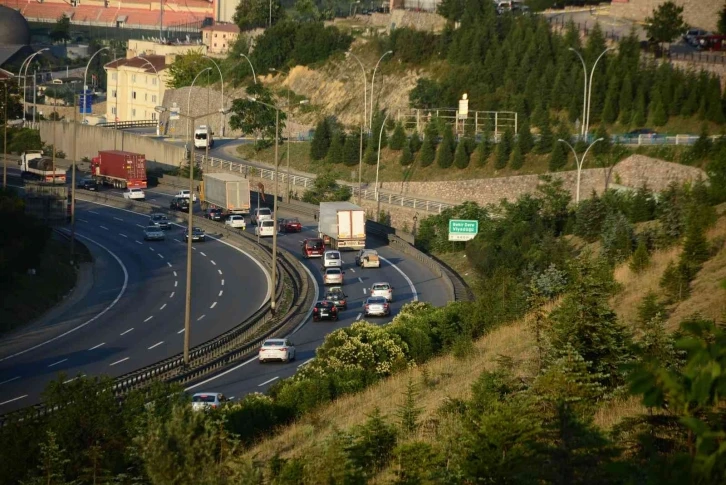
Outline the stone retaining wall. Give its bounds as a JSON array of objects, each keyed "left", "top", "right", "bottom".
[{"left": 608, "top": 0, "right": 719, "bottom": 32}]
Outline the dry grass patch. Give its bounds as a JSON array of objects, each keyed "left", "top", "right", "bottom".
[
  {"left": 243, "top": 319, "right": 535, "bottom": 463},
  {"left": 593, "top": 395, "right": 650, "bottom": 431},
  {"left": 431, "top": 251, "right": 478, "bottom": 292}
]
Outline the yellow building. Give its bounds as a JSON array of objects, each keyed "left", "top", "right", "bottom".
[
  {"left": 104, "top": 55, "right": 170, "bottom": 123},
  {"left": 202, "top": 23, "right": 240, "bottom": 55}
]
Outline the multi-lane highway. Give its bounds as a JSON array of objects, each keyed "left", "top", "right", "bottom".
[{"left": 0, "top": 180, "right": 269, "bottom": 413}]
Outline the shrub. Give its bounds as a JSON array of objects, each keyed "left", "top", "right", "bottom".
[
  {"left": 418, "top": 136, "right": 435, "bottom": 167},
  {"left": 600, "top": 211, "right": 636, "bottom": 263},
  {"left": 400, "top": 142, "right": 414, "bottom": 166},
  {"left": 310, "top": 118, "right": 332, "bottom": 160},
  {"left": 436, "top": 125, "right": 455, "bottom": 169},
  {"left": 629, "top": 239, "right": 651, "bottom": 274},
  {"left": 409, "top": 131, "right": 422, "bottom": 153},
  {"left": 454, "top": 138, "right": 470, "bottom": 169},
  {"left": 389, "top": 122, "right": 407, "bottom": 150}
]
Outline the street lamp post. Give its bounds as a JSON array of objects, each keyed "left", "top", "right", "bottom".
[
  {"left": 346, "top": 52, "right": 367, "bottom": 205},
  {"left": 2, "top": 78, "right": 8, "bottom": 188},
  {"left": 83, "top": 47, "right": 110, "bottom": 124},
  {"left": 557, "top": 137, "right": 603, "bottom": 204},
  {"left": 155, "top": 105, "right": 228, "bottom": 365},
  {"left": 585, "top": 47, "right": 614, "bottom": 137},
  {"left": 369, "top": 50, "right": 392, "bottom": 130},
  {"left": 568, "top": 47, "right": 613, "bottom": 140},
  {"left": 70, "top": 93, "right": 79, "bottom": 263},
  {"left": 374, "top": 111, "right": 390, "bottom": 221},
  {"left": 240, "top": 54, "right": 257, "bottom": 84},
  {"left": 202, "top": 55, "right": 225, "bottom": 137},
  {"left": 20, "top": 49, "right": 49, "bottom": 122},
  {"left": 186, "top": 67, "right": 212, "bottom": 155}
]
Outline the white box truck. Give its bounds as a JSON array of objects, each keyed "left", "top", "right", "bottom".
[
  {"left": 318, "top": 201, "right": 366, "bottom": 250},
  {"left": 201, "top": 173, "right": 251, "bottom": 215}
]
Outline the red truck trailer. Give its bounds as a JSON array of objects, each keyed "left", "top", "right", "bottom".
[{"left": 91, "top": 150, "right": 147, "bottom": 189}]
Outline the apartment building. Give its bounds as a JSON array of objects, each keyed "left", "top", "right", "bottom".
[
  {"left": 201, "top": 23, "right": 240, "bottom": 55},
  {"left": 104, "top": 55, "right": 170, "bottom": 122}
]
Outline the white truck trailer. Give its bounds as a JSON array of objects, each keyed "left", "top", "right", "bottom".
[
  {"left": 318, "top": 201, "right": 366, "bottom": 250},
  {"left": 201, "top": 173, "right": 251, "bottom": 215},
  {"left": 19, "top": 151, "right": 67, "bottom": 183}
]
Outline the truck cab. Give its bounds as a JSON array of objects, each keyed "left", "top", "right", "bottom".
[{"left": 194, "top": 125, "right": 214, "bottom": 149}]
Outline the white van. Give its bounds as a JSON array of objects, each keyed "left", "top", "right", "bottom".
[
  {"left": 194, "top": 125, "right": 214, "bottom": 149},
  {"left": 323, "top": 250, "right": 342, "bottom": 268},
  {"left": 253, "top": 207, "right": 272, "bottom": 225},
  {"left": 255, "top": 219, "right": 276, "bottom": 237}
]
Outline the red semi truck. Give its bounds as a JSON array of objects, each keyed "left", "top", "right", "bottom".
[{"left": 91, "top": 150, "right": 147, "bottom": 189}]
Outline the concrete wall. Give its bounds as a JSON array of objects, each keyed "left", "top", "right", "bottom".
[
  {"left": 38, "top": 121, "right": 187, "bottom": 170},
  {"left": 608, "top": 0, "right": 720, "bottom": 32}
]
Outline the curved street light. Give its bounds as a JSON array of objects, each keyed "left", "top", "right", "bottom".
[
  {"left": 346, "top": 51, "right": 368, "bottom": 205},
  {"left": 239, "top": 54, "right": 257, "bottom": 84},
  {"left": 202, "top": 55, "right": 226, "bottom": 137},
  {"left": 568, "top": 48, "right": 588, "bottom": 139},
  {"left": 186, "top": 67, "right": 212, "bottom": 152},
  {"left": 19, "top": 48, "right": 49, "bottom": 121},
  {"left": 83, "top": 46, "right": 110, "bottom": 124},
  {"left": 568, "top": 46, "right": 613, "bottom": 140},
  {"left": 369, "top": 50, "right": 392, "bottom": 130},
  {"left": 585, "top": 47, "right": 614, "bottom": 137},
  {"left": 374, "top": 111, "right": 390, "bottom": 220},
  {"left": 557, "top": 137, "right": 603, "bottom": 204}
]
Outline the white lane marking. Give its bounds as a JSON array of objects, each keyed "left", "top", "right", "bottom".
[
  {"left": 192, "top": 247, "right": 197, "bottom": 251},
  {"left": 185, "top": 355, "right": 256, "bottom": 391},
  {"left": 167, "top": 262, "right": 172, "bottom": 268},
  {"left": 210, "top": 260, "right": 216, "bottom": 265},
  {"left": 218, "top": 269, "right": 223, "bottom": 275},
  {"left": 100, "top": 225, "right": 109, "bottom": 230},
  {"left": 0, "top": 395, "right": 27, "bottom": 406},
  {"left": 88, "top": 210, "right": 99, "bottom": 214},
  {"left": 174, "top": 281, "right": 178, "bottom": 287},
  {"left": 48, "top": 358, "right": 68, "bottom": 367},
  {"left": 210, "top": 302, "right": 217, "bottom": 309},
  {"left": 358, "top": 277, "right": 363, "bottom": 283},
  {"left": 258, "top": 376, "right": 279, "bottom": 387},
  {"left": 89, "top": 342, "right": 105, "bottom": 350},
  {"left": 136, "top": 224, "right": 144, "bottom": 228},
  {"left": 298, "top": 358, "right": 314, "bottom": 369},
  {"left": 218, "top": 290, "right": 223, "bottom": 297},
  {"left": 158, "top": 253, "right": 164, "bottom": 259},
  {"left": 149, "top": 247, "right": 155, "bottom": 252},
  {"left": 288, "top": 263, "right": 319, "bottom": 336},
  {"left": 356, "top": 313, "right": 362, "bottom": 321},
  {"left": 113, "top": 217, "right": 123, "bottom": 221},
  {"left": 0, "top": 376, "right": 20, "bottom": 386},
  {"left": 197, "top": 315, "right": 206, "bottom": 321},
  {"left": 63, "top": 375, "right": 85, "bottom": 384},
  {"left": 362, "top": 288, "right": 366, "bottom": 294},
  {"left": 0, "top": 233, "right": 129, "bottom": 364},
  {"left": 175, "top": 238, "right": 183, "bottom": 243},
  {"left": 221, "top": 279, "right": 225, "bottom": 285},
  {"left": 170, "top": 291, "right": 175, "bottom": 298},
  {"left": 177, "top": 328, "right": 185, "bottom": 334},
  {"left": 160, "top": 303, "right": 167, "bottom": 310},
  {"left": 78, "top": 218, "right": 88, "bottom": 223},
  {"left": 350, "top": 268, "right": 356, "bottom": 273},
  {"left": 200, "top": 252, "right": 207, "bottom": 257},
  {"left": 144, "top": 316, "right": 154, "bottom": 322},
  {"left": 380, "top": 256, "right": 419, "bottom": 302},
  {"left": 148, "top": 341, "right": 164, "bottom": 350},
  {"left": 109, "top": 357, "right": 129, "bottom": 366},
  {"left": 173, "top": 271, "right": 177, "bottom": 277},
  {"left": 120, "top": 327, "right": 135, "bottom": 335},
  {"left": 119, "top": 233, "right": 128, "bottom": 238},
  {"left": 135, "top": 240, "right": 143, "bottom": 245}
]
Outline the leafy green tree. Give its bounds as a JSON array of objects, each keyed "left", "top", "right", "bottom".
[
  {"left": 302, "top": 169, "right": 352, "bottom": 204},
  {"left": 293, "top": 0, "right": 320, "bottom": 21},
  {"left": 629, "top": 239, "right": 651, "bottom": 273},
  {"left": 310, "top": 117, "right": 332, "bottom": 160},
  {"left": 644, "top": 1, "right": 687, "bottom": 48},
  {"left": 50, "top": 14, "right": 71, "bottom": 44},
  {"left": 166, "top": 50, "right": 209, "bottom": 88},
  {"left": 436, "top": 125, "right": 455, "bottom": 169},
  {"left": 510, "top": 140, "right": 524, "bottom": 170},
  {"left": 326, "top": 130, "right": 344, "bottom": 164},
  {"left": 495, "top": 129, "right": 513, "bottom": 170},
  {"left": 234, "top": 0, "right": 283, "bottom": 30},
  {"left": 342, "top": 130, "right": 360, "bottom": 167},
  {"left": 0, "top": 81, "right": 22, "bottom": 126},
  {"left": 408, "top": 78, "right": 443, "bottom": 109},
  {"left": 453, "top": 137, "right": 470, "bottom": 169},
  {"left": 389, "top": 121, "right": 406, "bottom": 150},
  {"left": 518, "top": 119, "right": 534, "bottom": 154},
  {"left": 290, "top": 23, "right": 353, "bottom": 66},
  {"left": 399, "top": 141, "right": 414, "bottom": 166},
  {"left": 7, "top": 128, "right": 42, "bottom": 154},
  {"left": 418, "top": 136, "right": 435, "bottom": 168},
  {"left": 229, "top": 84, "right": 286, "bottom": 143}
]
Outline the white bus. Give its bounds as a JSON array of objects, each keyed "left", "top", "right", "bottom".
[{"left": 194, "top": 125, "right": 214, "bottom": 149}]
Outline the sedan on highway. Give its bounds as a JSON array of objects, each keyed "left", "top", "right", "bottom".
[
  {"left": 312, "top": 300, "right": 339, "bottom": 321},
  {"left": 205, "top": 208, "right": 224, "bottom": 221},
  {"left": 258, "top": 338, "right": 296, "bottom": 363},
  {"left": 279, "top": 217, "right": 302, "bottom": 233},
  {"left": 77, "top": 178, "right": 98, "bottom": 191},
  {"left": 123, "top": 188, "right": 145, "bottom": 200},
  {"left": 364, "top": 296, "right": 391, "bottom": 318},
  {"left": 225, "top": 215, "right": 246, "bottom": 229},
  {"left": 143, "top": 225, "right": 165, "bottom": 241},
  {"left": 149, "top": 213, "right": 171, "bottom": 230},
  {"left": 170, "top": 197, "right": 189, "bottom": 212},
  {"left": 301, "top": 238, "right": 325, "bottom": 258},
  {"left": 191, "top": 392, "right": 229, "bottom": 411},
  {"left": 370, "top": 282, "right": 393, "bottom": 302},
  {"left": 184, "top": 227, "right": 206, "bottom": 242},
  {"left": 323, "top": 267, "right": 344, "bottom": 286},
  {"left": 325, "top": 286, "right": 348, "bottom": 310}
]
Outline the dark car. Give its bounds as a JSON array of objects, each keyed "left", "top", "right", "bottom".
[
  {"left": 325, "top": 286, "right": 348, "bottom": 310},
  {"left": 170, "top": 197, "right": 190, "bottom": 212},
  {"left": 77, "top": 178, "right": 98, "bottom": 191},
  {"left": 149, "top": 213, "right": 171, "bottom": 230},
  {"left": 312, "top": 300, "right": 339, "bottom": 322},
  {"left": 279, "top": 217, "right": 303, "bottom": 233},
  {"left": 627, "top": 128, "right": 657, "bottom": 136},
  {"left": 184, "top": 227, "right": 206, "bottom": 242},
  {"left": 205, "top": 208, "right": 223, "bottom": 221}
]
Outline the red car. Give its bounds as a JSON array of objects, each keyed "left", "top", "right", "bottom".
[
  {"left": 312, "top": 300, "right": 339, "bottom": 321},
  {"left": 301, "top": 238, "right": 324, "bottom": 258},
  {"left": 279, "top": 217, "right": 303, "bottom": 233}
]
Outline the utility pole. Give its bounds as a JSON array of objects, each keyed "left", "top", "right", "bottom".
[
  {"left": 70, "top": 94, "right": 78, "bottom": 263},
  {"left": 3, "top": 80, "right": 7, "bottom": 188},
  {"left": 32, "top": 69, "right": 36, "bottom": 124}
]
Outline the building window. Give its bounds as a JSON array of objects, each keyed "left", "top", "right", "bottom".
[
  {"left": 145, "top": 93, "right": 148, "bottom": 101},
  {"left": 152, "top": 77, "right": 157, "bottom": 86},
  {"left": 131, "top": 74, "right": 136, "bottom": 82},
  {"left": 214, "top": 43, "right": 217, "bottom": 47},
  {"left": 112, "top": 90, "right": 116, "bottom": 98},
  {"left": 111, "top": 73, "right": 117, "bottom": 81},
  {"left": 132, "top": 108, "right": 136, "bottom": 117},
  {"left": 132, "top": 91, "right": 136, "bottom": 99},
  {"left": 111, "top": 106, "right": 116, "bottom": 115},
  {"left": 152, "top": 95, "right": 157, "bottom": 103},
  {"left": 223, "top": 34, "right": 226, "bottom": 39},
  {"left": 152, "top": 112, "right": 157, "bottom": 120},
  {"left": 214, "top": 33, "right": 217, "bottom": 37}
]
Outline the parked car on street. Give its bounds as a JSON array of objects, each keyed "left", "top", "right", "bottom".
[
  {"left": 279, "top": 217, "right": 302, "bottom": 233},
  {"left": 258, "top": 338, "right": 296, "bottom": 363},
  {"left": 123, "top": 188, "right": 145, "bottom": 200},
  {"left": 325, "top": 286, "right": 348, "bottom": 310},
  {"left": 313, "top": 300, "right": 339, "bottom": 321},
  {"left": 184, "top": 227, "right": 206, "bottom": 242},
  {"left": 370, "top": 282, "right": 393, "bottom": 302},
  {"left": 323, "top": 267, "right": 344, "bottom": 286},
  {"left": 225, "top": 214, "right": 246, "bottom": 229},
  {"left": 191, "top": 392, "right": 229, "bottom": 411},
  {"left": 364, "top": 296, "right": 391, "bottom": 317},
  {"left": 143, "top": 225, "right": 165, "bottom": 241}
]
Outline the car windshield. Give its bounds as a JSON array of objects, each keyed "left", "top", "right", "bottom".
[
  {"left": 146, "top": 226, "right": 159, "bottom": 231},
  {"left": 326, "top": 253, "right": 340, "bottom": 259},
  {"left": 195, "top": 133, "right": 207, "bottom": 140},
  {"left": 373, "top": 284, "right": 390, "bottom": 290},
  {"left": 192, "top": 395, "right": 218, "bottom": 403},
  {"left": 263, "top": 340, "right": 285, "bottom": 347},
  {"left": 307, "top": 240, "right": 323, "bottom": 248},
  {"left": 287, "top": 218, "right": 299, "bottom": 223},
  {"left": 258, "top": 209, "right": 271, "bottom": 215}
]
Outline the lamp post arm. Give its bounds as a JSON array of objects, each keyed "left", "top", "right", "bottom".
[
  {"left": 240, "top": 54, "right": 257, "bottom": 84},
  {"left": 374, "top": 111, "right": 390, "bottom": 219},
  {"left": 585, "top": 47, "right": 613, "bottom": 137},
  {"left": 568, "top": 48, "right": 588, "bottom": 139},
  {"left": 370, "top": 51, "right": 392, "bottom": 130},
  {"left": 203, "top": 56, "right": 225, "bottom": 136},
  {"left": 83, "top": 47, "right": 109, "bottom": 123}
]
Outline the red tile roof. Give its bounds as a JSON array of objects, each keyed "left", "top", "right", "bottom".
[{"left": 202, "top": 23, "right": 240, "bottom": 33}]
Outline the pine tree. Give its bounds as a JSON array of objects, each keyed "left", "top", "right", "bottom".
[
  {"left": 418, "top": 136, "right": 435, "bottom": 168},
  {"left": 618, "top": 73, "right": 633, "bottom": 125},
  {"left": 364, "top": 141, "right": 377, "bottom": 165},
  {"left": 400, "top": 141, "right": 413, "bottom": 166},
  {"left": 629, "top": 239, "right": 651, "bottom": 273},
  {"left": 343, "top": 131, "right": 360, "bottom": 167},
  {"left": 591, "top": 124, "right": 611, "bottom": 157},
  {"left": 474, "top": 135, "right": 491, "bottom": 167},
  {"left": 424, "top": 120, "right": 439, "bottom": 150},
  {"left": 536, "top": 116, "right": 554, "bottom": 154},
  {"left": 631, "top": 84, "right": 646, "bottom": 127},
  {"left": 395, "top": 377, "right": 422, "bottom": 434},
  {"left": 436, "top": 125, "right": 455, "bottom": 169},
  {"left": 495, "top": 128, "right": 513, "bottom": 170},
  {"left": 25, "top": 431, "right": 70, "bottom": 485},
  {"left": 706, "top": 76, "right": 725, "bottom": 123},
  {"left": 510, "top": 141, "right": 524, "bottom": 170},
  {"left": 648, "top": 88, "right": 668, "bottom": 127},
  {"left": 518, "top": 119, "right": 534, "bottom": 154},
  {"left": 409, "top": 131, "right": 422, "bottom": 153},
  {"left": 453, "top": 138, "right": 470, "bottom": 169},
  {"left": 389, "top": 121, "right": 407, "bottom": 150},
  {"left": 326, "top": 130, "right": 344, "bottom": 164},
  {"left": 370, "top": 110, "right": 388, "bottom": 149},
  {"left": 601, "top": 74, "right": 620, "bottom": 124},
  {"left": 660, "top": 260, "right": 691, "bottom": 302},
  {"left": 310, "top": 118, "right": 332, "bottom": 160},
  {"left": 549, "top": 124, "right": 571, "bottom": 172},
  {"left": 637, "top": 292, "right": 667, "bottom": 326}
]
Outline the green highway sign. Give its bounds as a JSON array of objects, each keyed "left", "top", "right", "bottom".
[{"left": 448, "top": 219, "right": 479, "bottom": 241}]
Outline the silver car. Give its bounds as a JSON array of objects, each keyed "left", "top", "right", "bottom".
[
  {"left": 323, "top": 267, "right": 344, "bottom": 286},
  {"left": 191, "top": 392, "right": 228, "bottom": 411},
  {"left": 143, "top": 225, "right": 165, "bottom": 241},
  {"left": 364, "top": 296, "right": 390, "bottom": 317}
]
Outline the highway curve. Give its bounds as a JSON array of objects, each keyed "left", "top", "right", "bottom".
[{"left": 0, "top": 193, "right": 269, "bottom": 413}]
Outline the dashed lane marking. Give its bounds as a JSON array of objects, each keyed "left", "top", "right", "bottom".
[
  {"left": 362, "top": 288, "right": 366, "bottom": 294},
  {"left": 113, "top": 217, "right": 123, "bottom": 221},
  {"left": 119, "top": 233, "right": 128, "bottom": 238},
  {"left": 160, "top": 304, "right": 167, "bottom": 310},
  {"left": 148, "top": 341, "right": 164, "bottom": 350},
  {"left": 200, "top": 252, "right": 207, "bottom": 257},
  {"left": 177, "top": 328, "right": 185, "bottom": 334},
  {"left": 89, "top": 342, "right": 105, "bottom": 350},
  {"left": 63, "top": 375, "right": 85, "bottom": 384},
  {"left": 210, "top": 260, "right": 216, "bottom": 265},
  {"left": 0, "top": 395, "right": 27, "bottom": 406},
  {"left": 88, "top": 210, "right": 99, "bottom": 214},
  {"left": 356, "top": 313, "right": 362, "bottom": 321},
  {"left": 0, "top": 376, "right": 20, "bottom": 386},
  {"left": 218, "top": 269, "right": 222, "bottom": 275},
  {"left": 135, "top": 241, "right": 143, "bottom": 245},
  {"left": 258, "top": 376, "right": 279, "bottom": 387},
  {"left": 210, "top": 302, "right": 217, "bottom": 309},
  {"left": 100, "top": 225, "right": 108, "bottom": 230},
  {"left": 358, "top": 277, "right": 363, "bottom": 283},
  {"left": 173, "top": 271, "right": 177, "bottom": 277},
  {"left": 149, "top": 247, "right": 155, "bottom": 251},
  {"left": 170, "top": 292, "right": 175, "bottom": 298},
  {"left": 158, "top": 253, "right": 164, "bottom": 259},
  {"left": 144, "top": 316, "right": 154, "bottom": 322},
  {"left": 78, "top": 218, "right": 88, "bottom": 223},
  {"left": 48, "top": 358, "right": 68, "bottom": 368},
  {"left": 109, "top": 357, "right": 129, "bottom": 366},
  {"left": 167, "top": 262, "right": 172, "bottom": 268},
  {"left": 197, "top": 315, "right": 206, "bottom": 321},
  {"left": 120, "top": 328, "right": 134, "bottom": 335},
  {"left": 350, "top": 268, "right": 356, "bottom": 273},
  {"left": 218, "top": 290, "right": 223, "bottom": 297},
  {"left": 136, "top": 224, "right": 144, "bottom": 228},
  {"left": 221, "top": 279, "right": 224, "bottom": 285},
  {"left": 174, "top": 281, "right": 178, "bottom": 287}
]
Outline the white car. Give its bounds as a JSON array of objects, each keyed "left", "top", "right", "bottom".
[
  {"left": 191, "top": 392, "right": 228, "bottom": 411},
  {"left": 254, "top": 219, "right": 276, "bottom": 237},
  {"left": 176, "top": 189, "right": 197, "bottom": 202},
  {"left": 370, "top": 282, "right": 393, "bottom": 302},
  {"left": 123, "top": 188, "right": 145, "bottom": 200},
  {"left": 258, "top": 338, "right": 296, "bottom": 363},
  {"left": 225, "top": 215, "right": 246, "bottom": 229},
  {"left": 253, "top": 207, "right": 272, "bottom": 225},
  {"left": 364, "top": 296, "right": 390, "bottom": 317},
  {"left": 323, "top": 267, "right": 344, "bottom": 286},
  {"left": 323, "top": 250, "right": 342, "bottom": 268}
]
